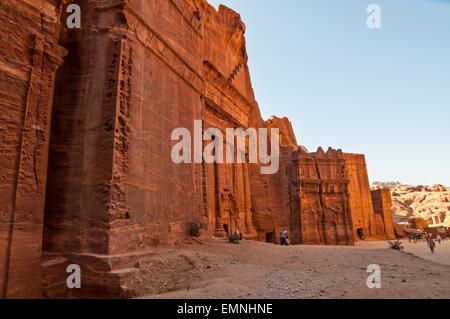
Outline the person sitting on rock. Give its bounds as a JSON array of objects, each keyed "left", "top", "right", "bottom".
[{"left": 235, "top": 228, "right": 243, "bottom": 240}]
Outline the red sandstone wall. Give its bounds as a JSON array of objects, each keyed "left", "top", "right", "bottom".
[
  {"left": 315, "top": 148, "right": 354, "bottom": 245},
  {"left": 371, "top": 189, "right": 396, "bottom": 240},
  {"left": 0, "top": 0, "right": 66, "bottom": 298},
  {"left": 343, "top": 153, "right": 378, "bottom": 240},
  {"left": 290, "top": 150, "right": 321, "bottom": 244},
  {"left": 289, "top": 148, "right": 354, "bottom": 245},
  {"left": 0, "top": 0, "right": 396, "bottom": 298},
  {"left": 45, "top": 0, "right": 209, "bottom": 257},
  {"left": 265, "top": 116, "right": 298, "bottom": 147},
  {"left": 42, "top": 1, "right": 267, "bottom": 296},
  {"left": 272, "top": 147, "right": 354, "bottom": 246},
  {"left": 202, "top": 4, "right": 262, "bottom": 239},
  {"left": 250, "top": 146, "right": 292, "bottom": 243}
]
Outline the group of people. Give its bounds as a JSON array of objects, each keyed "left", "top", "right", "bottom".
[
  {"left": 280, "top": 231, "right": 290, "bottom": 246},
  {"left": 407, "top": 231, "right": 447, "bottom": 254}
]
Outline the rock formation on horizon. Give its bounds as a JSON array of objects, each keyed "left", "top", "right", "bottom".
[{"left": 372, "top": 182, "right": 450, "bottom": 227}]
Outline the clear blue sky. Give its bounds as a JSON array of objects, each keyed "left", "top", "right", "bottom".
[{"left": 208, "top": 0, "right": 450, "bottom": 186}]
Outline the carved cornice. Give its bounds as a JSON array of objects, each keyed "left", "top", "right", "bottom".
[{"left": 203, "top": 61, "right": 254, "bottom": 113}]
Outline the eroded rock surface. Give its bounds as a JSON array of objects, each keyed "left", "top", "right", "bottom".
[
  {"left": 0, "top": 0, "right": 67, "bottom": 298},
  {"left": 372, "top": 182, "right": 450, "bottom": 227},
  {"left": 0, "top": 0, "right": 396, "bottom": 298}
]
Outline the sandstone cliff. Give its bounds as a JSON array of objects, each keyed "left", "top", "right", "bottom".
[
  {"left": 372, "top": 182, "right": 450, "bottom": 227},
  {"left": 0, "top": 0, "right": 396, "bottom": 298},
  {"left": 0, "top": 0, "right": 67, "bottom": 298}
]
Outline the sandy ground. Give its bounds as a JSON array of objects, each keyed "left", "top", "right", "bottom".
[
  {"left": 355, "top": 240, "right": 450, "bottom": 266},
  {"left": 139, "top": 238, "right": 450, "bottom": 299}
]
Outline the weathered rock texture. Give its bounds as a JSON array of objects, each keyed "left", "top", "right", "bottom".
[
  {"left": 266, "top": 116, "right": 298, "bottom": 147},
  {"left": 0, "top": 0, "right": 67, "bottom": 298},
  {"left": 371, "top": 189, "right": 396, "bottom": 240},
  {"left": 343, "top": 154, "right": 378, "bottom": 240},
  {"left": 286, "top": 148, "right": 354, "bottom": 245},
  {"left": 0, "top": 0, "right": 395, "bottom": 298}
]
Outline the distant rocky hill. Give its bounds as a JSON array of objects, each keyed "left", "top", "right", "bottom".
[
  {"left": 371, "top": 181, "right": 407, "bottom": 190},
  {"left": 371, "top": 182, "right": 450, "bottom": 227}
]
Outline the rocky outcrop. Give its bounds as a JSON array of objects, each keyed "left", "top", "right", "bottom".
[
  {"left": 373, "top": 182, "right": 450, "bottom": 227},
  {"left": 371, "top": 181, "right": 404, "bottom": 190},
  {"left": 265, "top": 116, "right": 298, "bottom": 147}
]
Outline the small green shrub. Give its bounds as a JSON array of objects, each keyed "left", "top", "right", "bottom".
[{"left": 189, "top": 220, "right": 208, "bottom": 237}]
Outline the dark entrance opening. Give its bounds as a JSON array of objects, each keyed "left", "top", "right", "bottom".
[
  {"left": 223, "top": 224, "right": 229, "bottom": 238},
  {"left": 357, "top": 228, "right": 364, "bottom": 240},
  {"left": 266, "top": 231, "right": 276, "bottom": 244}
]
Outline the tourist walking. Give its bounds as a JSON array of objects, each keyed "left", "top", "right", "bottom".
[
  {"left": 427, "top": 237, "right": 436, "bottom": 254},
  {"left": 437, "top": 235, "right": 442, "bottom": 244}
]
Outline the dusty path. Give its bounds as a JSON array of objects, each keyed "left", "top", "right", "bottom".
[
  {"left": 138, "top": 238, "right": 450, "bottom": 299},
  {"left": 356, "top": 240, "right": 450, "bottom": 266}
]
